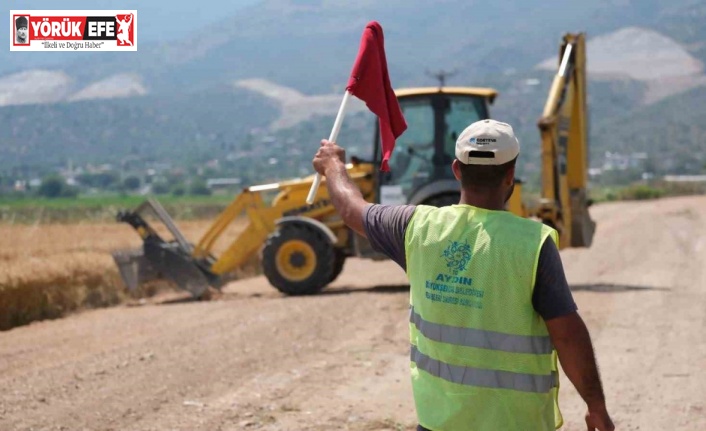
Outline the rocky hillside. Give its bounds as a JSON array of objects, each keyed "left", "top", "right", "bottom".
[{"left": 1, "top": 0, "right": 705, "bottom": 182}]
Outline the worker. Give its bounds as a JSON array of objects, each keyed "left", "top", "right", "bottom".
[{"left": 312, "top": 119, "right": 614, "bottom": 431}]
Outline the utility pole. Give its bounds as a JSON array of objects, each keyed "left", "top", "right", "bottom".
[{"left": 426, "top": 69, "right": 458, "bottom": 88}]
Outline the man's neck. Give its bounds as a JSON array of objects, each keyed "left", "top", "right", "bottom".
[{"left": 459, "top": 189, "right": 505, "bottom": 211}]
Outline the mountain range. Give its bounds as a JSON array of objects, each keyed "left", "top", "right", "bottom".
[{"left": 1, "top": 0, "right": 706, "bottom": 183}]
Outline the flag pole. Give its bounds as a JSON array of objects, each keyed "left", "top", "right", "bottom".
[{"left": 306, "top": 90, "right": 352, "bottom": 204}]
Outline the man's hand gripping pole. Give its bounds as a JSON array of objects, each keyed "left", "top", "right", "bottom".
[{"left": 306, "top": 90, "right": 352, "bottom": 204}]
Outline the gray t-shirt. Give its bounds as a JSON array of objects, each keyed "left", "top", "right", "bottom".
[{"left": 362, "top": 204, "right": 577, "bottom": 320}]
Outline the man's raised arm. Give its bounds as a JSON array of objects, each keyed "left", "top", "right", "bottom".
[{"left": 312, "top": 139, "right": 369, "bottom": 237}]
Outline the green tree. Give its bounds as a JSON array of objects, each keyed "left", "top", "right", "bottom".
[
  {"left": 151, "top": 181, "right": 170, "bottom": 194},
  {"left": 171, "top": 184, "right": 186, "bottom": 196},
  {"left": 38, "top": 176, "right": 66, "bottom": 198},
  {"left": 188, "top": 180, "right": 212, "bottom": 196},
  {"left": 123, "top": 176, "right": 141, "bottom": 191}
]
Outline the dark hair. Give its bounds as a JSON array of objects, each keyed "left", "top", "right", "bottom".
[{"left": 458, "top": 157, "right": 517, "bottom": 190}]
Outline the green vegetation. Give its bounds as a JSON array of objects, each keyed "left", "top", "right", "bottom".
[
  {"left": 0, "top": 194, "right": 236, "bottom": 223},
  {"left": 37, "top": 175, "right": 78, "bottom": 198},
  {"left": 618, "top": 185, "right": 666, "bottom": 201},
  {"left": 594, "top": 185, "right": 666, "bottom": 202},
  {"left": 592, "top": 180, "right": 706, "bottom": 203},
  {"left": 188, "top": 179, "right": 212, "bottom": 196},
  {"left": 589, "top": 85, "right": 706, "bottom": 176},
  {"left": 122, "top": 176, "right": 141, "bottom": 191},
  {"left": 0, "top": 87, "right": 279, "bottom": 172}
]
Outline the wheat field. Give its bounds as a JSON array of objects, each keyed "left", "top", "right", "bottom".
[{"left": 0, "top": 219, "right": 249, "bottom": 330}]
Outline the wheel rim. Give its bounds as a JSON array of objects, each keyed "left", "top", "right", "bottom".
[{"left": 275, "top": 239, "right": 317, "bottom": 282}]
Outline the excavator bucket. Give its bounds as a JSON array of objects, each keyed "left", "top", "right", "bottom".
[
  {"left": 112, "top": 199, "right": 217, "bottom": 298},
  {"left": 569, "top": 189, "right": 596, "bottom": 248}
]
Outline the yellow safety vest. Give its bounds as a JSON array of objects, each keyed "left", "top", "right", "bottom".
[{"left": 404, "top": 205, "right": 562, "bottom": 431}]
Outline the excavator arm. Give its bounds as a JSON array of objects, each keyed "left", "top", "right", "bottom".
[{"left": 536, "top": 32, "right": 595, "bottom": 248}]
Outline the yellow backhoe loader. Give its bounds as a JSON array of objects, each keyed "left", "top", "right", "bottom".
[{"left": 112, "top": 33, "right": 594, "bottom": 298}]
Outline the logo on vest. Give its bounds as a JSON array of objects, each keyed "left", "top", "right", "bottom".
[{"left": 442, "top": 240, "right": 472, "bottom": 274}]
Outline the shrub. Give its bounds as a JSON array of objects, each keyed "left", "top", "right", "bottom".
[
  {"left": 37, "top": 176, "right": 78, "bottom": 198},
  {"left": 618, "top": 185, "right": 665, "bottom": 201},
  {"left": 123, "top": 176, "right": 141, "bottom": 191},
  {"left": 189, "top": 180, "right": 212, "bottom": 196}
]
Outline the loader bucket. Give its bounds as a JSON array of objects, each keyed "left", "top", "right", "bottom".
[
  {"left": 114, "top": 198, "right": 217, "bottom": 298},
  {"left": 112, "top": 240, "right": 211, "bottom": 298},
  {"left": 112, "top": 247, "right": 158, "bottom": 291}
]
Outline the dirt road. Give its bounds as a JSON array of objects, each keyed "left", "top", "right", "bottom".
[{"left": 1, "top": 196, "right": 705, "bottom": 431}]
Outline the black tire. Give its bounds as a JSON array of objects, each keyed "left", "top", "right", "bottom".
[
  {"left": 423, "top": 193, "right": 460, "bottom": 208},
  {"left": 262, "top": 224, "right": 335, "bottom": 295},
  {"left": 329, "top": 249, "right": 347, "bottom": 284}
]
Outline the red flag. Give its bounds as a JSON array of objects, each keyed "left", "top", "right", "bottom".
[{"left": 346, "top": 21, "right": 407, "bottom": 172}]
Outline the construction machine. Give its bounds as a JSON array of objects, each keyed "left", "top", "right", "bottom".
[{"left": 112, "top": 32, "right": 594, "bottom": 298}]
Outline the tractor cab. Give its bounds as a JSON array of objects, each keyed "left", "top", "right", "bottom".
[{"left": 374, "top": 87, "right": 497, "bottom": 207}]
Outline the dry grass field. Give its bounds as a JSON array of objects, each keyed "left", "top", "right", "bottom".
[{"left": 0, "top": 219, "right": 240, "bottom": 330}]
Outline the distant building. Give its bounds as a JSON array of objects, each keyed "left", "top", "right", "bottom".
[
  {"left": 206, "top": 178, "right": 242, "bottom": 194},
  {"left": 663, "top": 175, "right": 706, "bottom": 183},
  {"left": 601, "top": 151, "right": 647, "bottom": 171}
]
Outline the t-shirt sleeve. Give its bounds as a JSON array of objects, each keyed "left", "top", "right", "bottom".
[
  {"left": 532, "top": 237, "right": 578, "bottom": 320},
  {"left": 362, "top": 204, "right": 416, "bottom": 271}
]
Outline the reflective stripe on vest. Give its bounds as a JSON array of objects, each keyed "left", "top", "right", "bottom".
[
  {"left": 410, "top": 306, "right": 553, "bottom": 355},
  {"left": 411, "top": 345, "right": 558, "bottom": 393}
]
